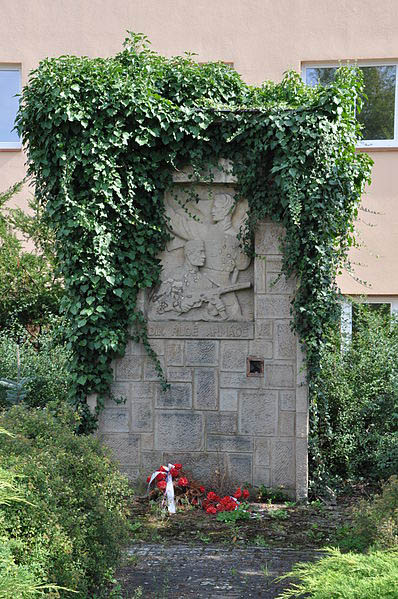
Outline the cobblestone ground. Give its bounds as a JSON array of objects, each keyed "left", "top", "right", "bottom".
[{"left": 118, "top": 544, "right": 322, "bottom": 598}]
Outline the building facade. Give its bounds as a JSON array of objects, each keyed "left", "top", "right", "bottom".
[{"left": 1, "top": 1, "right": 398, "bottom": 494}]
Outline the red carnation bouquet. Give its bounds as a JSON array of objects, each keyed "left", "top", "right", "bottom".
[{"left": 146, "top": 462, "right": 250, "bottom": 516}]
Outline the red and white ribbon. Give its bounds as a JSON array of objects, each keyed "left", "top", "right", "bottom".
[{"left": 147, "top": 463, "right": 176, "bottom": 514}]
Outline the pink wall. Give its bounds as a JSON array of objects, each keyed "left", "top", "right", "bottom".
[{"left": 1, "top": 0, "right": 398, "bottom": 293}]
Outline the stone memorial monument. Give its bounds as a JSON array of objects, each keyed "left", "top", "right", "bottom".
[{"left": 98, "top": 161, "right": 308, "bottom": 499}]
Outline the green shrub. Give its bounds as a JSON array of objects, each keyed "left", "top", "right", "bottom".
[
  {"left": 0, "top": 404, "right": 132, "bottom": 597},
  {"left": 314, "top": 304, "right": 398, "bottom": 483},
  {"left": 0, "top": 429, "right": 64, "bottom": 598},
  {"left": 0, "top": 326, "right": 72, "bottom": 409},
  {"left": 277, "top": 547, "right": 398, "bottom": 599},
  {"left": 0, "top": 182, "right": 63, "bottom": 331},
  {"left": 348, "top": 476, "right": 398, "bottom": 551}
]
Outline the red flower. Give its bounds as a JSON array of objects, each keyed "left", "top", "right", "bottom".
[
  {"left": 207, "top": 491, "right": 219, "bottom": 502},
  {"left": 202, "top": 499, "right": 210, "bottom": 510},
  {"left": 199, "top": 486, "right": 205, "bottom": 494},
  {"left": 177, "top": 477, "right": 189, "bottom": 487},
  {"left": 243, "top": 489, "right": 250, "bottom": 499},
  {"left": 174, "top": 463, "right": 182, "bottom": 470},
  {"left": 159, "top": 465, "right": 167, "bottom": 472},
  {"left": 206, "top": 506, "right": 217, "bottom": 515},
  {"left": 146, "top": 476, "right": 151, "bottom": 483},
  {"left": 157, "top": 480, "right": 167, "bottom": 491},
  {"left": 234, "top": 488, "right": 242, "bottom": 499},
  {"left": 216, "top": 503, "right": 224, "bottom": 512},
  {"left": 156, "top": 472, "right": 166, "bottom": 481},
  {"left": 170, "top": 467, "right": 179, "bottom": 478}
]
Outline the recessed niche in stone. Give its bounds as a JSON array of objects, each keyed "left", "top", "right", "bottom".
[{"left": 247, "top": 356, "right": 264, "bottom": 377}]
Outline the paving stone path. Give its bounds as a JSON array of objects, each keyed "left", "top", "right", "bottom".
[{"left": 118, "top": 544, "right": 322, "bottom": 598}]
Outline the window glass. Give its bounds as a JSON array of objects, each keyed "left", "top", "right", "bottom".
[
  {"left": 305, "top": 65, "right": 396, "bottom": 141},
  {"left": 0, "top": 68, "right": 20, "bottom": 143}
]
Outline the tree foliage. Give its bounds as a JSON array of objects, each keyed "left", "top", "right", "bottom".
[
  {"left": 0, "top": 182, "right": 62, "bottom": 332},
  {"left": 16, "top": 29, "right": 372, "bottom": 487}
]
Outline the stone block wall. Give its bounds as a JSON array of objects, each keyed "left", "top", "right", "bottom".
[
  {"left": 98, "top": 220, "right": 308, "bottom": 499},
  {"left": 98, "top": 165, "right": 308, "bottom": 499}
]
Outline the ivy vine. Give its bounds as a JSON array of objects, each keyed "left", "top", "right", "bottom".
[{"left": 17, "top": 33, "right": 372, "bottom": 482}]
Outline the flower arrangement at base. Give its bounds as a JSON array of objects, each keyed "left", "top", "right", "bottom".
[{"left": 146, "top": 462, "right": 250, "bottom": 516}]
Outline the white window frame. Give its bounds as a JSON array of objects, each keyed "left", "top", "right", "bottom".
[
  {"left": 302, "top": 60, "right": 398, "bottom": 149},
  {"left": 0, "top": 64, "right": 21, "bottom": 150},
  {"left": 341, "top": 297, "right": 398, "bottom": 344}
]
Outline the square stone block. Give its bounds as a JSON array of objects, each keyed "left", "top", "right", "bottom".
[
  {"left": 155, "top": 411, "right": 203, "bottom": 451},
  {"left": 194, "top": 369, "right": 218, "bottom": 410},
  {"left": 264, "top": 364, "right": 295, "bottom": 388},
  {"left": 131, "top": 400, "right": 153, "bottom": 432},
  {"left": 207, "top": 434, "right": 252, "bottom": 452},
  {"left": 279, "top": 411, "right": 295, "bottom": 436},
  {"left": 100, "top": 409, "right": 129, "bottom": 433},
  {"left": 126, "top": 340, "right": 146, "bottom": 356},
  {"left": 220, "top": 341, "right": 248, "bottom": 371},
  {"left": 130, "top": 382, "right": 154, "bottom": 401},
  {"left": 186, "top": 340, "right": 218, "bottom": 366},
  {"left": 239, "top": 390, "right": 278, "bottom": 436},
  {"left": 156, "top": 383, "right": 192, "bottom": 409},
  {"left": 266, "top": 257, "right": 283, "bottom": 273},
  {"left": 253, "top": 466, "right": 271, "bottom": 487},
  {"left": 219, "top": 389, "right": 238, "bottom": 411},
  {"left": 118, "top": 465, "right": 140, "bottom": 482},
  {"left": 163, "top": 452, "right": 226, "bottom": 484},
  {"left": 256, "top": 295, "right": 291, "bottom": 319},
  {"left": 266, "top": 273, "right": 295, "bottom": 295},
  {"left": 141, "top": 450, "right": 164, "bottom": 474},
  {"left": 255, "top": 222, "right": 285, "bottom": 255},
  {"left": 115, "top": 356, "right": 144, "bottom": 381},
  {"left": 165, "top": 340, "right": 184, "bottom": 366},
  {"left": 101, "top": 434, "right": 140, "bottom": 464},
  {"left": 296, "top": 412, "right": 308, "bottom": 438},
  {"left": 220, "top": 372, "right": 261, "bottom": 389},
  {"left": 255, "top": 438, "right": 271, "bottom": 466},
  {"left": 297, "top": 346, "right": 307, "bottom": 385},
  {"left": 206, "top": 412, "right": 237, "bottom": 434},
  {"left": 249, "top": 340, "right": 273, "bottom": 359},
  {"left": 167, "top": 367, "right": 193, "bottom": 382},
  {"left": 141, "top": 433, "right": 154, "bottom": 450},
  {"left": 254, "top": 257, "right": 266, "bottom": 293},
  {"left": 144, "top": 356, "right": 165, "bottom": 381},
  {"left": 296, "top": 386, "right": 308, "bottom": 412},
  {"left": 279, "top": 390, "right": 296, "bottom": 411},
  {"left": 296, "top": 438, "right": 308, "bottom": 500},
  {"left": 227, "top": 453, "right": 253, "bottom": 485},
  {"left": 276, "top": 321, "right": 296, "bottom": 359},
  {"left": 255, "top": 320, "right": 273, "bottom": 339},
  {"left": 105, "top": 382, "right": 130, "bottom": 407},
  {"left": 271, "top": 438, "right": 295, "bottom": 488},
  {"left": 149, "top": 339, "right": 165, "bottom": 356}
]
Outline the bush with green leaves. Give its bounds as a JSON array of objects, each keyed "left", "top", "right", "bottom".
[
  {"left": 277, "top": 547, "right": 398, "bottom": 599},
  {"left": 0, "top": 404, "right": 132, "bottom": 597},
  {"left": 0, "top": 428, "right": 67, "bottom": 598},
  {"left": 17, "top": 31, "right": 372, "bottom": 443},
  {"left": 0, "top": 182, "right": 63, "bottom": 331},
  {"left": 349, "top": 476, "right": 398, "bottom": 551},
  {"left": 0, "top": 325, "right": 72, "bottom": 409},
  {"left": 313, "top": 304, "right": 398, "bottom": 486}
]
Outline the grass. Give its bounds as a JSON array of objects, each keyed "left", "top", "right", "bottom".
[{"left": 277, "top": 548, "right": 398, "bottom": 599}]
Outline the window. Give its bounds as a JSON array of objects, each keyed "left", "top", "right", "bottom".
[
  {"left": 0, "top": 66, "right": 21, "bottom": 149},
  {"left": 341, "top": 299, "right": 398, "bottom": 343},
  {"left": 303, "top": 62, "right": 398, "bottom": 148}
]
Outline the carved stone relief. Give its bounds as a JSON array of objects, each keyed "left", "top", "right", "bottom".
[{"left": 148, "top": 187, "right": 254, "bottom": 321}]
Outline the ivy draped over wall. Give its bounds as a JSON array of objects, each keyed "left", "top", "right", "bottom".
[{"left": 17, "top": 33, "right": 372, "bottom": 481}]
